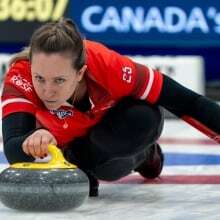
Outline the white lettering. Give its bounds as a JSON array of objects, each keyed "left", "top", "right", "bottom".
[
  {"left": 81, "top": 6, "right": 104, "bottom": 32},
  {"left": 10, "top": 74, "right": 33, "bottom": 92},
  {"left": 144, "top": 7, "right": 165, "bottom": 32},
  {"left": 214, "top": 14, "right": 220, "bottom": 33},
  {"left": 165, "top": 7, "right": 187, "bottom": 33},
  {"left": 186, "top": 7, "right": 209, "bottom": 33},
  {"left": 100, "top": 6, "right": 122, "bottom": 31},
  {"left": 121, "top": 7, "right": 145, "bottom": 32},
  {"left": 122, "top": 66, "right": 132, "bottom": 83},
  {"left": 81, "top": 5, "right": 211, "bottom": 34}
]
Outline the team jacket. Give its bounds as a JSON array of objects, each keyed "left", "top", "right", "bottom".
[{"left": 1, "top": 40, "right": 163, "bottom": 147}]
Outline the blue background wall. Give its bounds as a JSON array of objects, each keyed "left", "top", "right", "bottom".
[{"left": 0, "top": 0, "right": 220, "bottom": 82}]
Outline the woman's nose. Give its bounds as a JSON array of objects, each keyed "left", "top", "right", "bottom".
[{"left": 43, "top": 84, "right": 56, "bottom": 98}]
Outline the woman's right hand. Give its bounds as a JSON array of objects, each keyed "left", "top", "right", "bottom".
[{"left": 22, "top": 129, "right": 57, "bottom": 158}]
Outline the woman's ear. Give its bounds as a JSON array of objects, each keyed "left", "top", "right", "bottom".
[{"left": 77, "top": 65, "right": 87, "bottom": 82}]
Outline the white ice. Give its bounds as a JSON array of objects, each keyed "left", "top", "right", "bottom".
[{"left": 1, "top": 119, "right": 220, "bottom": 220}]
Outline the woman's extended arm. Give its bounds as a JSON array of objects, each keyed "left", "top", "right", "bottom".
[
  {"left": 158, "top": 75, "right": 220, "bottom": 142},
  {"left": 2, "top": 112, "right": 36, "bottom": 164}
]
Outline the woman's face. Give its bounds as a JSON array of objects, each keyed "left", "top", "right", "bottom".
[{"left": 31, "top": 52, "right": 86, "bottom": 110}]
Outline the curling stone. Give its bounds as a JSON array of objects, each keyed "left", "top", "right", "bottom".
[{"left": 0, "top": 144, "right": 89, "bottom": 211}]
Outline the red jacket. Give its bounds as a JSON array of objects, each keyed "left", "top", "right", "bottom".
[{"left": 1, "top": 40, "right": 163, "bottom": 147}]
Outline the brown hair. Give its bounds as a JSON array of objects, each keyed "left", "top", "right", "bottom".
[{"left": 10, "top": 18, "right": 85, "bottom": 71}]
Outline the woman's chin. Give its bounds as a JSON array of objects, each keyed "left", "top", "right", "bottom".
[{"left": 44, "top": 103, "right": 60, "bottom": 110}]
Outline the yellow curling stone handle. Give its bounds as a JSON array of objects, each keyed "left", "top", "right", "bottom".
[{"left": 10, "top": 144, "right": 77, "bottom": 169}]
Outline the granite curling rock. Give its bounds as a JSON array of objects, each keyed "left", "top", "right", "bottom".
[{"left": 0, "top": 144, "right": 89, "bottom": 211}]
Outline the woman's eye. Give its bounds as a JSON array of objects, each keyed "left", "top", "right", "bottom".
[
  {"left": 35, "top": 76, "right": 45, "bottom": 83},
  {"left": 55, "top": 78, "right": 66, "bottom": 84}
]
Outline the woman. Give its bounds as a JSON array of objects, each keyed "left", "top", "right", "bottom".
[{"left": 1, "top": 18, "right": 220, "bottom": 197}]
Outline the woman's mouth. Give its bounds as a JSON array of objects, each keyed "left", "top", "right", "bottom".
[{"left": 45, "top": 100, "right": 57, "bottom": 103}]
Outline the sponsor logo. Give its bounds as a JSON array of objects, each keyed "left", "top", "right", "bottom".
[
  {"left": 81, "top": 5, "right": 220, "bottom": 34},
  {"left": 50, "top": 109, "right": 73, "bottom": 119},
  {"left": 10, "top": 74, "right": 33, "bottom": 92}
]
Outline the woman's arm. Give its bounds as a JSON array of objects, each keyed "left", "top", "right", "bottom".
[
  {"left": 158, "top": 75, "right": 220, "bottom": 142},
  {"left": 2, "top": 112, "right": 36, "bottom": 164}
]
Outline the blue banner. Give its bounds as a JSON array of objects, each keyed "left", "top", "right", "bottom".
[
  {"left": 67, "top": 1, "right": 220, "bottom": 47},
  {"left": 0, "top": 0, "right": 220, "bottom": 47}
]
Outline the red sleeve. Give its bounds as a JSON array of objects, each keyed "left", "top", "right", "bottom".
[
  {"left": 132, "top": 63, "right": 164, "bottom": 104},
  {"left": 1, "top": 60, "right": 37, "bottom": 118},
  {"left": 85, "top": 40, "right": 163, "bottom": 104}
]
